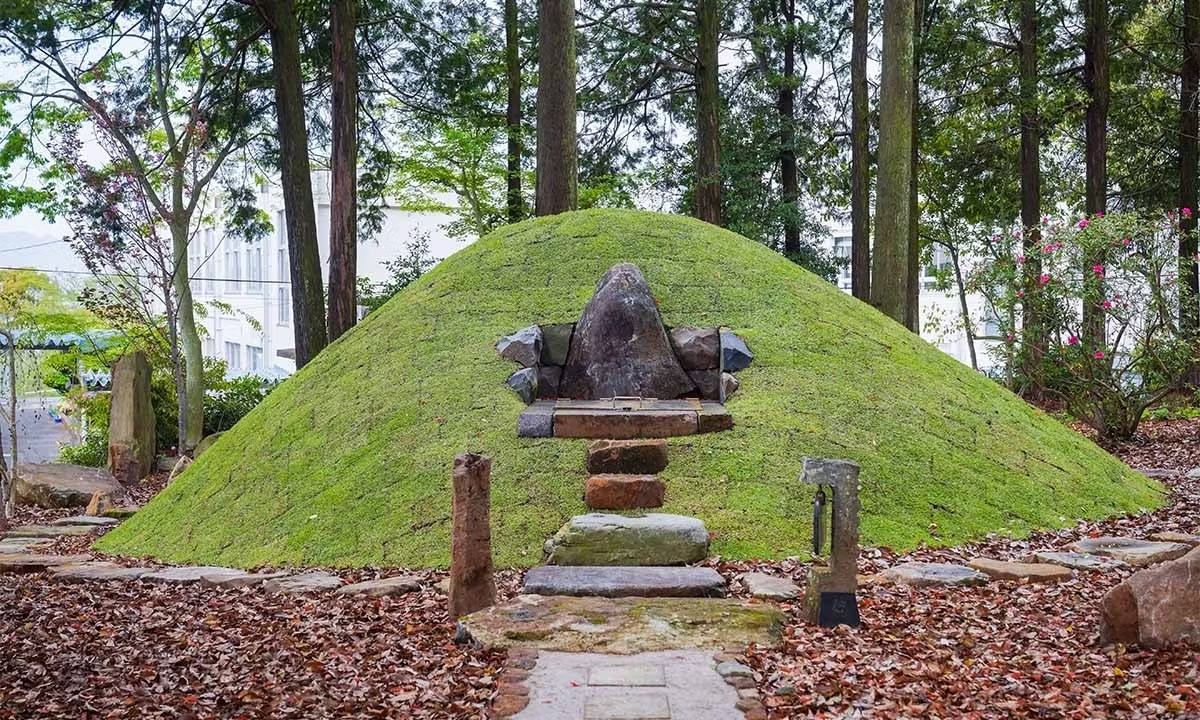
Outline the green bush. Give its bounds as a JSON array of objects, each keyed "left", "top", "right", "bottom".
[{"left": 57, "top": 392, "right": 110, "bottom": 467}]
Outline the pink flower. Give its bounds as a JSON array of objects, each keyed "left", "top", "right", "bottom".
[
  {"left": 1077, "top": 219, "right": 1090, "bottom": 229},
  {"left": 1016, "top": 291, "right": 1025, "bottom": 299},
  {"left": 1094, "top": 351, "right": 1105, "bottom": 359},
  {"left": 1092, "top": 264, "right": 1105, "bottom": 276},
  {"left": 1185, "top": 207, "right": 1193, "bottom": 218},
  {"left": 1067, "top": 336, "right": 1079, "bottom": 346},
  {"left": 1103, "top": 300, "right": 1112, "bottom": 309},
  {"left": 1038, "top": 274, "right": 1051, "bottom": 286},
  {"left": 1041, "top": 216, "right": 1050, "bottom": 224},
  {"left": 1096, "top": 211, "right": 1105, "bottom": 218},
  {"left": 1123, "top": 238, "right": 1132, "bottom": 247},
  {"left": 1017, "top": 255, "right": 1027, "bottom": 264}
]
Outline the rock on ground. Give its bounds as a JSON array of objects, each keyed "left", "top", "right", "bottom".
[
  {"left": 543, "top": 513, "right": 710, "bottom": 566},
  {"left": 586, "top": 439, "right": 669, "bottom": 475},
  {"left": 584, "top": 474, "right": 666, "bottom": 510},
  {"left": 1068, "top": 537, "right": 1191, "bottom": 566},
  {"left": 880, "top": 562, "right": 989, "bottom": 587},
  {"left": 1033, "top": 551, "right": 1124, "bottom": 571},
  {"left": 13, "top": 463, "right": 124, "bottom": 509},
  {"left": 48, "top": 562, "right": 151, "bottom": 581},
  {"left": 522, "top": 566, "right": 726, "bottom": 598},
  {"left": 739, "top": 572, "right": 800, "bottom": 600},
  {"left": 1101, "top": 546, "right": 1200, "bottom": 648},
  {"left": 0, "top": 554, "right": 95, "bottom": 573},
  {"left": 333, "top": 575, "right": 424, "bottom": 597},
  {"left": 264, "top": 573, "right": 344, "bottom": 594},
  {"left": 968, "top": 558, "right": 1073, "bottom": 583}
]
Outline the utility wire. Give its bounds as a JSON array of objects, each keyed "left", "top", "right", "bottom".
[
  {"left": 0, "top": 265, "right": 292, "bottom": 285},
  {"left": 0, "top": 239, "right": 64, "bottom": 253}
]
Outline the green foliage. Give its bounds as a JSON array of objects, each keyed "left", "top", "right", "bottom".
[
  {"left": 357, "top": 233, "right": 436, "bottom": 314},
  {"left": 57, "top": 391, "right": 109, "bottom": 467},
  {"left": 150, "top": 358, "right": 276, "bottom": 449},
  {"left": 97, "top": 210, "right": 1161, "bottom": 569}
]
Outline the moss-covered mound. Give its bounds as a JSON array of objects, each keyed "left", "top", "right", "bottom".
[{"left": 97, "top": 210, "right": 1163, "bottom": 568}]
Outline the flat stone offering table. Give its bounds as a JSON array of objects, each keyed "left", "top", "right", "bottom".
[{"left": 519, "top": 398, "right": 732, "bottom": 439}]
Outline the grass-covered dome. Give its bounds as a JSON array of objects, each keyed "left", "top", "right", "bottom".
[{"left": 97, "top": 210, "right": 1162, "bottom": 568}]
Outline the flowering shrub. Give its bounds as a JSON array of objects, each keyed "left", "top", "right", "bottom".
[{"left": 971, "top": 211, "right": 1196, "bottom": 439}]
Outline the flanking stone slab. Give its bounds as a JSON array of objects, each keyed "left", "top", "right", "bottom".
[
  {"left": 517, "top": 400, "right": 555, "bottom": 438},
  {"left": 50, "top": 515, "right": 119, "bottom": 527},
  {"left": 880, "top": 562, "right": 989, "bottom": 587},
  {"left": 141, "top": 566, "right": 249, "bottom": 584},
  {"left": 0, "top": 554, "right": 94, "bottom": 573},
  {"left": 459, "top": 594, "right": 784, "bottom": 653},
  {"left": 49, "top": 562, "right": 150, "bottom": 581},
  {"left": 264, "top": 572, "right": 343, "bottom": 594},
  {"left": 333, "top": 575, "right": 423, "bottom": 597},
  {"left": 1068, "top": 537, "right": 1192, "bottom": 567},
  {"left": 544, "top": 513, "right": 709, "bottom": 566},
  {"left": 523, "top": 566, "right": 725, "bottom": 598},
  {"left": 200, "top": 570, "right": 292, "bottom": 588},
  {"left": 586, "top": 439, "right": 669, "bottom": 475},
  {"left": 968, "top": 558, "right": 1072, "bottom": 583},
  {"left": 739, "top": 572, "right": 800, "bottom": 600},
  {"left": 3, "top": 524, "right": 102, "bottom": 538},
  {"left": 584, "top": 475, "right": 666, "bottom": 510},
  {"left": 1033, "top": 551, "right": 1125, "bottom": 571},
  {"left": 13, "top": 463, "right": 124, "bottom": 509}
]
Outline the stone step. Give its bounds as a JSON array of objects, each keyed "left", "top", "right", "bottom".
[
  {"left": 49, "top": 562, "right": 151, "bottom": 581},
  {"left": 1032, "top": 551, "right": 1124, "bottom": 571},
  {"left": 1067, "top": 537, "right": 1191, "bottom": 567},
  {"left": 880, "top": 562, "right": 989, "bottom": 587},
  {"left": 0, "top": 553, "right": 95, "bottom": 573},
  {"left": 967, "top": 558, "right": 1072, "bottom": 583},
  {"left": 586, "top": 439, "right": 669, "bottom": 475},
  {"left": 585, "top": 475, "right": 666, "bottom": 511},
  {"left": 523, "top": 566, "right": 726, "bottom": 598},
  {"left": 544, "top": 513, "right": 709, "bottom": 566},
  {"left": 2, "top": 523, "right": 103, "bottom": 538},
  {"left": 50, "top": 515, "right": 120, "bottom": 527}
]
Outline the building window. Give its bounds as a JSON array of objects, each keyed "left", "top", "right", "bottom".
[
  {"left": 187, "top": 234, "right": 202, "bottom": 294},
  {"left": 204, "top": 229, "right": 217, "bottom": 294},
  {"left": 833, "top": 236, "right": 852, "bottom": 290},
  {"left": 246, "top": 245, "right": 263, "bottom": 295},
  {"left": 225, "top": 245, "right": 241, "bottom": 294},
  {"left": 224, "top": 342, "right": 241, "bottom": 369},
  {"left": 246, "top": 345, "right": 262, "bottom": 372},
  {"left": 203, "top": 337, "right": 216, "bottom": 358},
  {"left": 277, "top": 246, "right": 291, "bottom": 325}
]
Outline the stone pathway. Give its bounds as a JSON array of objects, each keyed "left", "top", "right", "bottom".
[{"left": 503, "top": 650, "right": 756, "bottom": 720}]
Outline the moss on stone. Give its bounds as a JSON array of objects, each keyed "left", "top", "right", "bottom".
[{"left": 96, "top": 210, "right": 1163, "bottom": 568}]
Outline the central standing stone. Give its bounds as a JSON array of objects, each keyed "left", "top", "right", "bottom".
[{"left": 559, "top": 264, "right": 695, "bottom": 400}]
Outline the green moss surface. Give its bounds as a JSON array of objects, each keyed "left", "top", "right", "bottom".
[{"left": 96, "top": 210, "right": 1164, "bottom": 568}]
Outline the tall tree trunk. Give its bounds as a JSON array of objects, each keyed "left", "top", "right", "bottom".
[
  {"left": 535, "top": 0, "right": 578, "bottom": 216},
  {"left": 1182, "top": 0, "right": 1200, "bottom": 338},
  {"left": 779, "top": 0, "right": 799, "bottom": 254},
  {"left": 1082, "top": 0, "right": 1108, "bottom": 350},
  {"left": 850, "top": 0, "right": 870, "bottom": 301},
  {"left": 506, "top": 0, "right": 524, "bottom": 223},
  {"left": 695, "top": 0, "right": 722, "bottom": 225},
  {"left": 170, "top": 223, "right": 204, "bottom": 454},
  {"left": 871, "top": 0, "right": 914, "bottom": 325},
  {"left": 327, "top": 0, "right": 359, "bottom": 343},
  {"left": 904, "top": 0, "right": 923, "bottom": 332},
  {"left": 1019, "top": 0, "right": 1045, "bottom": 398},
  {"left": 264, "top": 0, "right": 328, "bottom": 366}
]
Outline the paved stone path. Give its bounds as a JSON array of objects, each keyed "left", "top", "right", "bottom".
[{"left": 514, "top": 651, "right": 745, "bottom": 720}]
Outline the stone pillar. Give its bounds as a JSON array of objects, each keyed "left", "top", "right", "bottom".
[
  {"left": 108, "top": 351, "right": 155, "bottom": 485},
  {"left": 449, "top": 452, "right": 496, "bottom": 618},
  {"left": 799, "top": 457, "right": 861, "bottom": 627}
]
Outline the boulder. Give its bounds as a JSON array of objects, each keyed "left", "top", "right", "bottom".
[
  {"left": 505, "top": 368, "right": 539, "bottom": 405},
  {"left": 496, "top": 325, "right": 543, "bottom": 368},
  {"left": 1068, "top": 537, "right": 1191, "bottom": 567},
  {"left": 967, "top": 558, "right": 1072, "bottom": 583},
  {"left": 880, "top": 562, "right": 989, "bottom": 587},
  {"left": 195, "top": 431, "right": 225, "bottom": 457},
  {"left": 13, "top": 463, "right": 124, "bottom": 509},
  {"left": 586, "top": 439, "right": 669, "bottom": 475},
  {"left": 522, "top": 566, "right": 725, "bottom": 598},
  {"left": 334, "top": 575, "right": 424, "bottom": 597},
  {"left": 686, "top": 370, "right": 721, "bottom": 400},
  {"left": 539, "top": 323, "right": 575, "bottom": 366},
  {"left": 720, "top": 331, "right": 754, "bottom": 372},
  {"left": 108, "top": 350, "right": 156, "bottom": 484},
  {"left": 721, "top": 372, "right": 740, "bottom": 399},
  {"left": 543, "top": 513, "right": 709, "bottom": 566},
  {"left": 739, "top": 572, "right": 800, "bottom": 600},
  {"left": 536, "top": 366, "right": 562, "bottom": 399},
  {"left": 585, "top": 474, "right": 666, "bottom": 510},
  {"left": 1100, "top": 546, "right": 1200, "bottom": 647},
  {"left": 559, "top": 264, "right": 696, "bottom": 400},
  {"left": 669, "top": 327, "right": 720, "bottom": 370}
]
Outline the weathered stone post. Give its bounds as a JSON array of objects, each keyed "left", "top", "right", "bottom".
[
  {"left": 108, "top": 351, "right": 155, "bottom": 485},
  {"left": 799, "top": 457, "right": 861, "bottom": 627},
  {"left": 449, "top": 452, "right": 496, "bottom": 618}
]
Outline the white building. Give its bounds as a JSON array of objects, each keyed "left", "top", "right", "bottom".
[{"left": 190, "top": 173, "right": 466, "bottom": 378}]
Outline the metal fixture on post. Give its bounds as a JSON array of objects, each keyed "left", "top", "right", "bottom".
[{"left": 799, "top": 457, "right": 861, "bottom": 628}]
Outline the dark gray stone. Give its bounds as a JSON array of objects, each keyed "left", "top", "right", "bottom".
[
  {"left": 522, "top": 565, "right": 725, "bottom": 598},
  {"left": 496, "top": 325, "right": 543, "bottom": 368},
  {"left": 537, "top": 366, "right": 562, "bottom": 399},
  {"left": 517, "top": 401, "right": 555, "bottom": 438},
  {"left": 669, "top": 327, "right": 720, "bottom": 370},
  {"left": 505, "top": 368, "right": 539, "bottom": 405},
  {"left": 13, "top": 463, "right": 124, "bottom": 509},
  {"left": 540, "top": 323, "right": 575, "bottom": 366},
  {"left": 543, "top": 513, "right": 710, "bottom": 566},
  {"left": 715, "top": 661, "right": 754, "bottom": 678},
  {"left": 559, "top": 264, "right": 696, "bottom": 400},
  {"left": 720, "top": 331, "right": 754, "bottom": 372},
  {"left": 687, "top": 370, "right": 721, "bottom": 400},
  {"left": 721, "top": 372, "right": 740, "bottom": 400}
]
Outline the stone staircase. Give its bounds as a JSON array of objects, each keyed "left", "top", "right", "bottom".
[{"left": 520, "top": 438, "right": 727, "bottom": 599}]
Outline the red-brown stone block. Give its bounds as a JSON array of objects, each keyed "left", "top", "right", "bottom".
[{"left": 584, "top": 474, "right": 666, "bottom": 510}]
